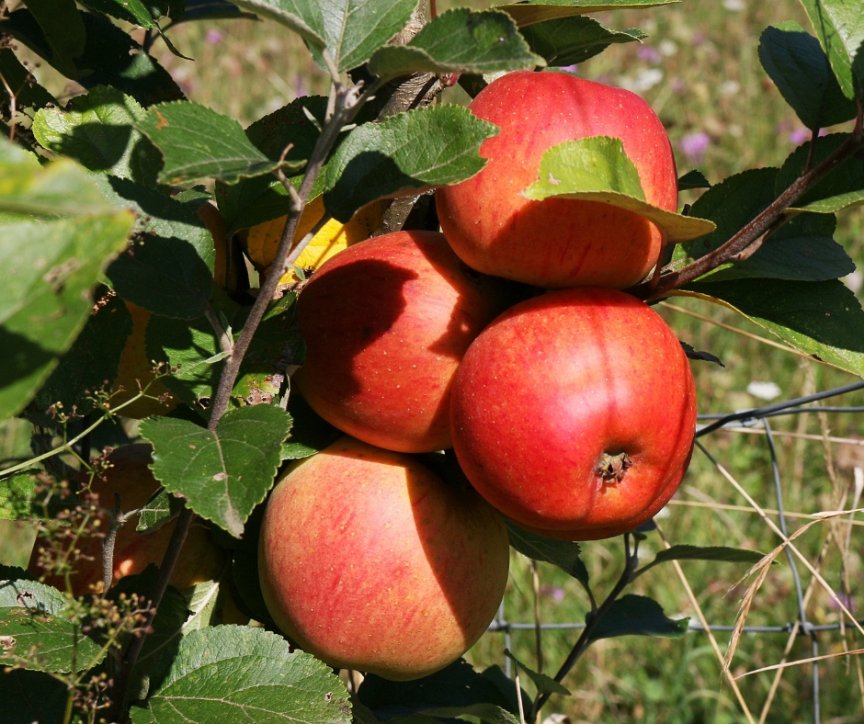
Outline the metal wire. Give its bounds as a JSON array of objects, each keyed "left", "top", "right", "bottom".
[{"left": 489, "top": 381, "right": 864, "bottom": 722}]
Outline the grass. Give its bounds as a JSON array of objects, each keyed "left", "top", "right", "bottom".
[{"left": 5, "top": 0, "right": 864, "bottom": 721}]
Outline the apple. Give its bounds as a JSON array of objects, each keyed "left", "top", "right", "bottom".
[
  {"left": 435, "top": 70, "right": 678, "bottom": 289},
  {"left": 294, "top": 229, "right": 511, "bottom": 453},
  {"left": 257, "top": 436, "right": 510, "bottom": 681},
  {"left": 28, "top": 444, "right": 225, "bottom": 595},
  {"left": 450, "top": 287, "right": 697, "bottom": 540}
]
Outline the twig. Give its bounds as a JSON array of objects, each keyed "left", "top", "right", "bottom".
[{"left": 529, "top": 533, "right": 641, "bottom": 720}]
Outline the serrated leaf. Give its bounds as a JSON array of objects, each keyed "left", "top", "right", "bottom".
[
  {"left": 33, "top": 86, "right": 162, "bottom": 184},
  {"left": 229, "top": 0, "right": 325, "bottom": 48},
  {"left": 505, "top": 650, "right": 570, "bottom": 696},
  {"left": 368, "top": 9, "right": 544, "bottom": 82},
  {"left": 23, "top": 0, "right": 86, "bottom": 77},
  {"left": 137, "top": 488, "right": 182, "bottom": 533},
  {"left": 281, "top": 395, "right": 342, "bottom": 461},
  {"left": 506, "top": 522, "right": 589, "bottom": 586},
  {"left": 759, "top": 24, "right": 857, "bottom": 130},
  {"left": 139, "top": 101, "right": 285, "bottom": 186},
  {"left": 140, "top": 406, "right": 292, "bottom": 537},
  {"left": 799, "top": 0, "right": 864, "bottom": 100},
  {"left": 519, "top": 15, "right": 645, "bottom": 67},
  {"left": 777, "top": 133, "right": 864, "bottom": 214},
  {"left": 321, "top": 104, "right": 498, "bottom": 222},
  {"left": 679, "top": 279, "right": 864, "bottom": 377},
  {"left": 78, "top": 0, "right": 160, "bottom": 27},
  {"left": 500, "top": 0, "right": 679, "bottom": 27},
  {"left": 587, "top": 594, "right": 688, "bottom": 642},
  {"left": 523, "top": 137, "right": 715, "bottom": 242},
  {"left": 0, "top": 606, "right": 105, "bottom": 674},
  {"left": 130, "top": 625, "right": 352, "bottom": 723},
  {"left": 0, "top": 47, "right": 55, "bottom": 113},
  {"left": 0, "top": 139, "right": 134, "bottom": 419},
  {"left": 179, "top": 579, "right": 222, "bottom": 633},
  {"left": 678, "top": 169, "right": 710, "bottom": 190}
]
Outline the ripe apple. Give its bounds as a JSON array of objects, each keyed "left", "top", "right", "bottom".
[
  {"left": 257, "top": 436, "right": 510, "bottom": 681},
  {"left": 294, "top": 229, "right": 511, "bottom": 453},
  {"left": 450, "top": 287, "right": 697, "bottom": 540},
  {"left": 28, "top": 444, "right": 225, "bottom": 595},
  {"left": 435, "top": 70, "right": 678, "bottom": 289}
]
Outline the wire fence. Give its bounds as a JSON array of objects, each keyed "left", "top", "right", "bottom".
[{"left": 486, "top": 380, "right": 864, "bottom": 723}]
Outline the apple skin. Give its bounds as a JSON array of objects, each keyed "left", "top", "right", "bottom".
[
  {"left": 28, "top": 444, "right": 225, "bottom": 595},
  {"left": 450, "top": 288, "right": 697, "bottom": 540},
  {"left": 257, "top": 436, "right": 510, "bottom": 681},
  {"left": 435, "top": 70, "right": 678, "bottom": 289},
  {"left": 294, "top": 229, "right": 511, "bottom": 453}
]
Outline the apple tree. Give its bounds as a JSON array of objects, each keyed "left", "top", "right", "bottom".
[{"left": 1, "top": 0, "right": 863, "bottom": 721}]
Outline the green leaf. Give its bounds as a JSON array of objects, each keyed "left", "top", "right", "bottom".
[
  {"left": 678, "top": 169, "right": 711, "bottom": 190},
  {"left": 78, "top": 0, "right": 161, "bottom": 28},
  {"left": 777, "top": 133, "right": 864, "bottom": 214},
  {"left": 33, "top": 86, "right": 161, "bottom": 184},
  {"left": 519, "top": 15, "right": 645, "bottom": 67},
  {"left": 138, "top": 101, "right": 285, "bottom": 186},
  {"left": 500, "top": 0, "right": 680, "bottom": 27},
  {"left": 0, "top": 606, "right": 105, "bottom": 674},
  {"left": 0, "top": 9, "right": 184, "bottom": 106},
  {"left": 799, "top": 0, "right": 864, "bottom": 99},
  {"left": 643, "top": 544, "right": 766, "bottom": 571},
  {"left": 680, "top": 278, "right": 864, "bottom": 377},
  {"left": 367, "top": 9, "right": 544, "bottom": 82},
  {"left": 0, "top": 139, "right": 135, "bottom": 419},
  {"left": 136, "top": 488, "right": 182, "bottom": 533},
  {"left": 523, "top": 137, "right": 715, "bottom": 242},
  {"left": 130, "top": 625, "right": 352, "bottom": 723},
  {"left": 229, "top": 0, "right": 326, "bottom": 48},
  {"left": 505, "top": 650, "right": 570, "bottom": 696},
  {"left": 0, "top": 576, "right": 68, "bottom": 615},
  {"left": 0, "top": 47, "right": 55, "bottom": 113},
  {"left": 281, "top": 395, "right": 342, "bottom": 462},
  {"left": 587, "top": 594, "right": 688, "bottom": 642},
  {"left": 140, "top": 405, "right": 292, "bottom": 537},
  {"left": 421, "top": 703, "right": 521, "bottom": 723},
  {"left": 759, "top": 24, "right": 857, "bottom": 130},
  {"left": 321, "top": 104, "right": 498, "bottom": 222},
  {"left": 506, "top": 522, "right": 589, "bottom": 586}
]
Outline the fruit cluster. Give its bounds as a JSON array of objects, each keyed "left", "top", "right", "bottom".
[{"left": 260, "top": 70, "right": 699, "bottom": 681}]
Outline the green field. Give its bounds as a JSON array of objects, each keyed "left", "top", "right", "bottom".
[{"left": 4, "top": 1, "right": 864, "bottom": 721}]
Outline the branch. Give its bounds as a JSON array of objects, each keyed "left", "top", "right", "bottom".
[{"left": 641, "top": 108, "right": 864, "bottom": 301}]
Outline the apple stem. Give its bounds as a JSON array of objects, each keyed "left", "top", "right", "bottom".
[{"left": 529, "top": 532, "right": 642, "bottom": 721}]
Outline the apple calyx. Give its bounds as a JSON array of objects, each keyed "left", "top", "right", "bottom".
[{"left": 596, "top": 451, "right": 632, "bottom": 485}]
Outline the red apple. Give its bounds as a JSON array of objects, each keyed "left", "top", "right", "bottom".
[
  {"left": 294, "top": 229, "right": 510, "bottom": 453},
  {"left": 436, "top": 70, "right": 678, "bottom": 289},
  {"left": 28, "top": 444, "right": 225, "bottom": 595},
  {"left": 257, "top": 436, "right": 510, "bottom": 681},
  {"left": 450, "top": 287, "right": 697, "bottom": 540}
]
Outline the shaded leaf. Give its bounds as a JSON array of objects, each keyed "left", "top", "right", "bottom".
[
  {"left": 505, "top": 649, "right": 570, "bottom": 696},
  {"left": 520, "top": 15, "right": 645, "bottom": 67},
  {"left": 679, "top": 278, "right": 864, "bottom": 377},
  {"left": 22, "top": 0, "right": 86, "bottom": 77},
  {"left": 321, "top": 104, "right": 498, "bottom": 221},
  {"left": 643, "top": 544, "right": 766, "bottom": 571},
  {"left": 368, "top": 8, "right": 543, "bottom": 81},
  {"left": 500, "top": 0, "right": 679, "bottom": 27},
  {"left": 140, "top": 405, "right": 292, "bottom": 537},
  {"left": 0, "top": 669, "right": 68, "bottom": 724},
  {"left": 506, "top": 522, "right": 589, "bottom": 586},
  {"left": 523, "top": 137, "right": 715, "bottom": 241},
  {"left": 759, "top": 23, "right": 856, "bottom": 129},
  {"left": 130, "top": 625, "right": 352, "bottom": 723},
  {"left": 229, "top": 0, "right": 326, "bottom": 49},
  {"left": 587, "top": 594, "right": 688, "bottom": 642}
]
